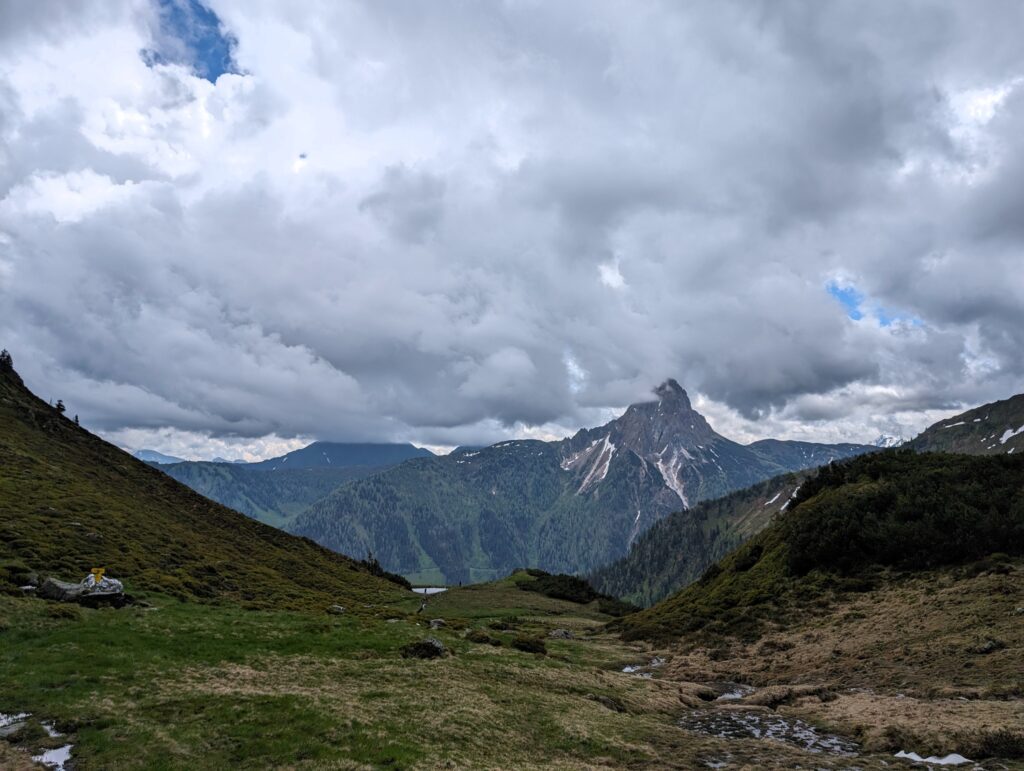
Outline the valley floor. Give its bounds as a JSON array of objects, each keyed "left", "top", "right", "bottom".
[{"left": 1, "top": 569, "right": 1021, "bottom": 769}]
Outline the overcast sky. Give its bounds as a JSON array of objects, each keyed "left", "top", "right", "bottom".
[{"left": 2, "top": 1, "right": 1023, "bottom": 460}]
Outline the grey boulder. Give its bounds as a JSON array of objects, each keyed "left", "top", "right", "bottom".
[
  {"left": 400, "top": 637, "right": 448, "bottom": 659},
  {"left": 38, "top": 574, "right": 127, "bottom": 608}
]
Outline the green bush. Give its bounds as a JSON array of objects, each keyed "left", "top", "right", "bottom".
[
  {"left": 511, "top": 635, "right": 547, "bottom": 655},
  {"left": 958, "top": 729, "right": 1024, "bottom": 759},
  {"left": 466, "top": 629, "right": 502, "bottom": 646},
  {"left": 784, "top": 452, "right": 1024, "bottom": 575}
]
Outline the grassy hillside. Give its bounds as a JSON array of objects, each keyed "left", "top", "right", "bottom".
[
  {"left": 589, "top": 472, "right": 805, "bottom": 606},
  {"left": 0, "top": 364, "right": 408, "bottom": 612},
  {"left": 907, "top": 391, "right": 1024, "bottom": 455},
  {"left": 616, "top": 450, "right": 1024, "bottom": 643}
]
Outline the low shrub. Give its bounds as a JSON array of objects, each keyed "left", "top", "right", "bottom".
[
  {"left": 466, "top": 629, "right": 502, "bottom": 646},
  {"left": 511, "top": 635, "right": 547, "bottom": 655}
]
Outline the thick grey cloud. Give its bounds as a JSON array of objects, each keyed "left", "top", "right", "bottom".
[{"left": 2, "top": 0, "right": 1024, "bottom": 458}]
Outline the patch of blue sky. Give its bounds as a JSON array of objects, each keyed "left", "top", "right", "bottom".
[
  {"left": 826, "top": 281, "right": 864, "bottom": 320},
  {"left": 143, "top": 0, "right": 239, "bottom": 82},
  {"left": 826, "top": 281, "right": 922, "bottom": 327}
]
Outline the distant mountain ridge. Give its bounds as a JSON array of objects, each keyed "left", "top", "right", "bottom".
[
  {"left": 156, "top": 441, "right": 434, "bottom": 527},
  {"left": 288, "top": 380, "right": 876, "bottom": 584},
  {"left": 133, "top": 449, "right": 185, "bottom": 464},
  {"left": 247, "top": 441, "right": 433, "bottom": 471}
]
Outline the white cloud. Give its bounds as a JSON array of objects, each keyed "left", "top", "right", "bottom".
[
  {"left": 598, "top": 259, "right": 626, "bottom": 290},
  {"left": 2, "top": 1, "right": 1024, "bottom": 459}
]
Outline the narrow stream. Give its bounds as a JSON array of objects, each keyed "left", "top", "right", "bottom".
[{"left": 677, "top": 709, "right": 860, "bottom": 756}]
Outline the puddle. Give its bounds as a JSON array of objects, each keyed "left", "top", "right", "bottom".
[
  {"left": 2, "top": 712, "right": 73, "bottom": 769},
  {"left": 677, "top": 709, "right": 859, "bottom": 756},
  {"left": 412, "top": 587, "right": 447, "bottom": 595},
  {"left": 622, "top": 657, "right": 664, "bottom": 677},
  {"left": 707, "top": 682, "right": 756, "bottom": 701},
  {"left": 0, "top": 712, "right": 30, "bottom": 727},
  {"left": 33, "top": 744, "right": 73, "bottom": 770}
]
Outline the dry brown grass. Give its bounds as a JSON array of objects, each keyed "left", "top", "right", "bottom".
[{"left": 658, "top": 563, "right": 1024, "bottom": 766}]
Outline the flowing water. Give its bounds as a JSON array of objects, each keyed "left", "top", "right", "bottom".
[{"left": 677, "top": 709, "right": 859, "bottom": 756}]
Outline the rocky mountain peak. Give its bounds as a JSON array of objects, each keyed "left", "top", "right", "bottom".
[{"left": 654, "top": 378, "right": 691, "bottom": 408}]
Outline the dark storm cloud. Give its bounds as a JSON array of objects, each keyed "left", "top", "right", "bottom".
[{"left": 2, "top": 0, "right": 1024, "bottom": 455}]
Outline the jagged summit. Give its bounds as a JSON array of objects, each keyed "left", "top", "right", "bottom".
[
  {"left": 653, "top": 378, "right": 691, "bottom": 408},
  {"left": 288, "top": 372, "right": 876, "bottom": 583}
]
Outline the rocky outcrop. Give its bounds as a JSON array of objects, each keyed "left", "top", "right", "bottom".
[
  {"left": 37, "top": 574, "right": 127, "bottom": 608},
  {"left": 400, "top": 638, "right": 447, "bottom": 659}
]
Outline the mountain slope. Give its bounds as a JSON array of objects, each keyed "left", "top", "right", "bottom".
[
  {"left": 589, "top": 471, "right": 806, "bottom": 606},
  {"left": 907, "top": 392, "right": 1024, "bottom": 456},
  {"left": 615, "top": 449, "right": 1024, "bottom": 643},
  {"left": 157, "top": 462, "right": 388, "bottom": 528},
  {"left": 155, "top": 441, "right": 434, "bottom": 526},
  {"left": 588, "top": 391, "right": 1024, "bottom": 610},
  {"left": 0, "top": 362, "right": 408, "bottom": 611},
  {"left": 289, "top": 380, "right": 875, "bottom": 583}
]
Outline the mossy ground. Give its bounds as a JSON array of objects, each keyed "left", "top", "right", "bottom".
[{"left": 0, "top": 576, "right": 922, "bottom": 770}]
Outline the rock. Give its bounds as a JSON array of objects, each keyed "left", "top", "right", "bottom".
[
  {"left": 37, "top": 574, "right": 127, "bottom": 608},
  {"left": 429, "top": 618, "right": 446, "bottom": 629},
  {"left": 970, "top": 637, "right": 1006, "bottom": 655},
  {"left": 326, "top": 605, "right": 346, "bottom": 615},
  {"left": 400, "top": 637, "right": 447, "bottom": 659},
  {"left": 586, "top": 693, "right": 626, "bottom": 713},
  {"left": 742, "top": 684, "right": 830, "bottom": 708},
  {"left": 0, "top": 720, "right": 28, "bottom": 740},
  {"left": 548, "top": 628, "right": 574, "bottom": 639},
  {"left": 714, "top": 702, "right": 771, "bottom": 713}
]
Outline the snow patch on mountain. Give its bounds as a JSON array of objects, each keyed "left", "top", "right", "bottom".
[
  {"left": 655, "top": 449, "right": 689, "bottom": 507},
  {"left": 999, "top": 425, "right": 1024, "bottom": 444},
  {"left": 578, "top": 436, "right": 616, "bottom": 494}
]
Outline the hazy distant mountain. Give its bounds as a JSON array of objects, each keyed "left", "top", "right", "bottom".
[
  {"left": 133, "top": 449, "right": 185, "bottom": 464},
  {"left": 157, "top": 442, "right": 434, "bottom": 528},
  {"left": 246, "top": 441, "right": 433, "bottom": 471},
  {"left": 211, "top": 456, "right": 248, "bottom": 464},
  {"left": 907, "top": 393, "right": 1024, "bottom": 456},
  {"left": 870, "top": 434, "right": 904, "bottom": 448},
  {"left": 288, "top": 380, "right": 875, "bottom": 584}
]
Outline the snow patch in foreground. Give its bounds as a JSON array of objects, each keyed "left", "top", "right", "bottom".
[{"left": 894, "top": 750, "right": 972, "bottom": 765}]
